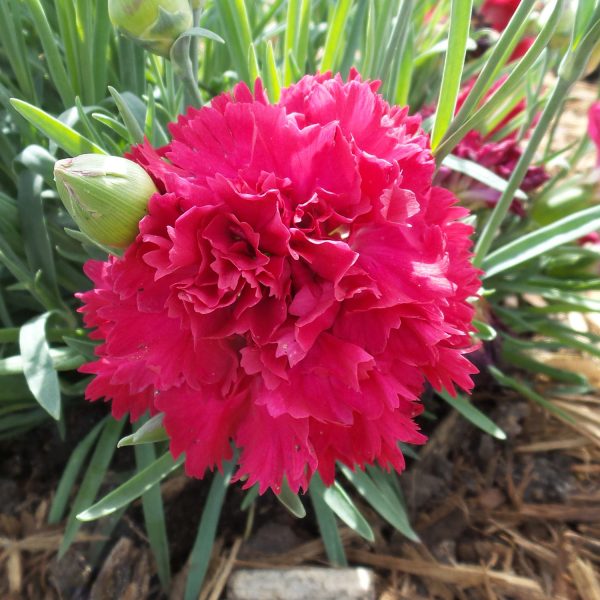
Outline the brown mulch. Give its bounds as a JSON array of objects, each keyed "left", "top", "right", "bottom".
[{"left": 1, "top": 371, "right": 599, "bottom": 599}]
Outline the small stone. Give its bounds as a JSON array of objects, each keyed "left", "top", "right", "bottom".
[{"left": 227, "top": 567, "right": 376, "bottom": 600}]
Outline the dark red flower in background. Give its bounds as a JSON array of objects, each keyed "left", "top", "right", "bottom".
[
  {"left": 79, "top": 71, "right": 480, "bottom": 494},
  {"left": 480, "top": 0, "right": 534, "bottom": 60},
  {"left": 433, "top": 77, "right": 549, "bottom": 213}
]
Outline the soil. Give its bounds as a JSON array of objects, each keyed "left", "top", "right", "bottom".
[{"left": 1, "top": 371, "right": 600, "bottom": 599}]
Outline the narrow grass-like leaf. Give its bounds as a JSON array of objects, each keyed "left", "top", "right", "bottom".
[
  {"left": 263, "top": 41, "right": 281, "bottom": 102},
  {"left": 275, "top": 479, "right": 306, "bottom": 518},
  {"left": 59, "top": 417, "right": 126, "bottom": 557},
  {"left": 92, "top": 113, "right": 130, "bottom": 141},
  {"left": 341, "top": 466, "right": 420, "bottom": 542},
  {"left": 436, "top": 0, "right": 561, "bottom": 162},
  {"left": 77, "top": 452, "right": 183, "bottom": 521},
  {"left": 23, "top": 0, "right": 75, "bottom": 107},
  {"left": 0, "top": 0, "right": 36, "bottom": 101},
  {"left": 483, "top": 205, "right": 600, "bottom": 278},
  {"left": 17, "top": 171, "right": 63, "bottom": 311},
  {"left": 15, "top": 145, "right": 56, "bottom": 184},
  {"left": 61, "top": 336, "right": 98, "bottom": 361},
  {"left": 502, "top": 344, "right": 588, "bottom": 386},
  {"left": 108, "top": 87, "right": 145, "bottom": 145},
  {"left": 184, "top": 458, "right": 236, "bottom": 600},
  {"left": 310, "top": 474, "right": 347, "bottom": 567},
  {"left": 488, "top": 365, "right": 575, "bottom": 423},
  {"left": 380, "top": 0, "right": 414, "bottom": 98},
  {"left": 248, "top": 43, "right": 260, "bottom": 84},
  {"left": 283, "top": 0, "right": 300, "bottom": 86},
  {"left": 474, "top": 70, "right": 581, "bottom": 266},
  {"left": 118, "top": 413, "right": 168, "bottom": 447},
  {"left": 473, "top": 319, "right": 497, "bottom": 341},
  {"left": 240, "top": 484, "right": 259, "bottom": 511},
  {"left": 134, "top": 417, "right": 171, "bottom": 590},
  {"left": 48, "top": 417, "right": 107, "bottom": 524},
  {"left": 295, "top": 0, "right": 311, "bottom": 75},
  {"left": 10, "top": 99, "right": 106, "bottom": 156},
  {"left": 19, "top": 313, "right": 61, "bottom": 420},
  {"left": 322, "top": 481, "right": 374, "bottom": 542},
  {"left": 215, "top": 0, "right": 252, "bottom": 83},
  {"left": 431, "top": 0, "right": 473, "bottom": 149},
  {"left": 437, "top": 390, "right": 507, "bottom": 440},
  {"left": 534, "top": 321, "right": 600, "bottom": 360},
  {"left": 442, "top": 154, "right": 527, "bottom": 200},
  {"left": 91, "top": 0, "right": 111, "bottom": 103},
  {"left": 320, "top": 0, "right": 352, "bottom": 72}
]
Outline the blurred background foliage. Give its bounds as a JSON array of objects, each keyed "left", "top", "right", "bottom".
[{"left": 1, "top": 0, "right": 600, "bottom": 596}]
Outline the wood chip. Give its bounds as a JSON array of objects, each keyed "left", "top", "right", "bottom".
[
  {"left": 345, "top": 550, "right": 546, "bottom": 599},
  {"left": 569, "top": 557, "right": 600, "bottom": 600}
]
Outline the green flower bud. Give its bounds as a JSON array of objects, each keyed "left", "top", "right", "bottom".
[
  {"left": 54, "top": 154, "right": 157, "bottom": 248},
  {"left": 108, "top": 0, "right": 193, "bottom": 57}
]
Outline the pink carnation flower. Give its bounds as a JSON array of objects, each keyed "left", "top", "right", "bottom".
[{"left": 78, "top": 71, "right": 480, "bottom": 494}]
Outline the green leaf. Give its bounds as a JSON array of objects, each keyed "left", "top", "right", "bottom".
[
  {"left": 320, "top": 0, "right": 352, "bottom": 72},
  {"left": 19, "top": 313, "right": 61, "bottom": 420},
  {"left": 442, "top": 154, "right": 527, "bottom": 201},
  {"left": 437, "top": 390, "right": 506, "bottom": 440},
  {"left": 240, "top": 484, "right": 260, "bottom": 511},
  {"left": 322, "top": 481, "right": 374, "bottom": 542},
  {"left": 310, "top": 474, "right": 347, "bottom": 567},
  {"left": 431, "top": 0, "right": 473, "bottom": 149},
  {"left": 263, "top": 41, "right": 281, "bottom": 102},
  {"left": 483, "top": 205, "right": 600, "bottom": 278},
  {"left": 473, "top": 319, "right": 497, "bottom": 341},
  {"left": 275, "top": 478, "right": 306, "bottom": 518},
  {"left": 62, "top": 336, "right": 99, "bottom": 361},
  {"left": 108, "top": 87, "right": 145, "bottom": 145},
  {"left": 9, "top": 99, "right": 106, "bottom": 156},
  {"left": 15, "top": 145, "right": 56, "bottom": 184},
  {"left": 488, "top": 365, "right": 575, "bottom": 423},
  {"left": 436, "top": 0, "right": 561, "bottom": 162},
  {"left": 77, "top": 452, "right": 184, "bottom": 521},
  {"left": 341, "top": 466, "right": 419, "bottom": 542},
  {"left": 48, "top": 417, "right": 108, "bottom": 524},
  {"left": 177, "top": 26, "right": 225, "bottom": 45},
  {"left": 59, "top": 417, "right": 126, "bottom": 557},
  {"left": 16, "top": 171, "right": 62, "bottom": 311},
  {"left": 134, "top": 417, "right": 171, "bottom": 590},
  {"left": 184, "top": 458, "right": 236, "bottom": 600},
  {"left": 22, "top": 0, "right": 75, "bottom": 107},
  {"left": 118, "top": 413, "right": 168, "bottom": 447},
  {"left": 502, "top": 342, "right": 588, "bottom": 386}
]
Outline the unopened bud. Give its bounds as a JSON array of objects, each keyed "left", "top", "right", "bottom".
[
  {"left": 108, "top": 0, "right": 193, "bottom": 57},
  {"left": 54, "top": 154, "right": 157, "bottom": 248}
]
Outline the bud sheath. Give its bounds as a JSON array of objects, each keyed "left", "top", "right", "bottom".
[{"left": 54, "top": 154, "right": 157, "bottom": 248}]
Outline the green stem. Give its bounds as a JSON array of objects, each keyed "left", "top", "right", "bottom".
[
  {"left": 473, "top": 76, "right": 571, "bottom": 266},
  {"left": 191, "top": 8, "right": 201, "bottom": 87},
  {"left": 171, "top": 37, "right": 202, "bottom": 108}
]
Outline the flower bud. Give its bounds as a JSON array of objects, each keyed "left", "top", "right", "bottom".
[
  {"left": 108, "top": 0, "right": 193, "bottom": 57},
  {"left": 54, "top": 154, "right": 157, "bottom": 248}
]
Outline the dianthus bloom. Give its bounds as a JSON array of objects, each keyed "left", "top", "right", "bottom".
[{"left": 78, "top": 71, "right": 480, "bottom": 494}]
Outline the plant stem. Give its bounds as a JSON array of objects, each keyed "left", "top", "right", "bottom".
[{"left": 191, "top": 8, "right": 201, "bottom": 87}]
